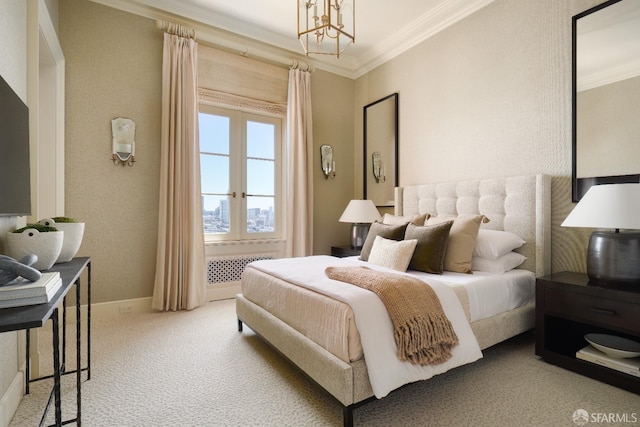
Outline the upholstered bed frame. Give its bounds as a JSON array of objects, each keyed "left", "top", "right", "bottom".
[{"left": 236, "top": 174, "right": 551, "bottom": 426}]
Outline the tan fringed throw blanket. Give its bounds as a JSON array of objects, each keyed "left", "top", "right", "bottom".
[{"left": 325, "top": 266, "right": 459, "bottom": 366}]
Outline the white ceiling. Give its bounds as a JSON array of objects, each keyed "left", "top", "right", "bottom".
[{"left": 92, "top": 0, "right": 494, "bottom": 78}]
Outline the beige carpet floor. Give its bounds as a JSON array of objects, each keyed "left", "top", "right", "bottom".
[{"left": 8, "top": 298, "right": 639, "bottom": 426}]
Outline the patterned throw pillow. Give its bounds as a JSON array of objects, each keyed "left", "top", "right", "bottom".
[{"left": 367, "top": 236, "right": 418, "bottom": 272}]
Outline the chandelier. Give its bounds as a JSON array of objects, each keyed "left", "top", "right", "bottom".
[{"left": 297, "top": 0, "right": 355, "bottom": 58}]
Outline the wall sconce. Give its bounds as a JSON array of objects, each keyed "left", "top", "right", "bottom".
[
  {"left": 111, "top": 117, "right": 136, "bottom": 167},
  {"left": 372, "top": 151, "right": 385, "bottom": 183},
  {"left": 320, "top": 144, "right": 336, "bottom": 179}
]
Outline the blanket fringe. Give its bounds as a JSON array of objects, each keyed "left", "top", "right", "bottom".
[
  {"left": 325, "top": 266, "right": 459, "bottom": 366},
  {"left": 394, "top": 313, "right": 459, "bottom": 365}
]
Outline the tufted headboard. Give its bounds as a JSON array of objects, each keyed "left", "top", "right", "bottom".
[{"left": 395, "top": 174, "right": 551, "bottom": 277}]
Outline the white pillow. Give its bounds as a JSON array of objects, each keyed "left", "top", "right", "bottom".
[
  {"left": 367, "top": 236, "right": 418, "bottom": 272},
  {"left": 473, "top": 229, "right": 526, "bottom": 260},
  {"left": 471, "top": 252, "right": 527, "bottom": 274}
]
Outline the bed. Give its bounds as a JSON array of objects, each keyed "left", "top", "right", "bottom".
[{"left": 236, "top": 174, "right": 551, "bottom": 426}]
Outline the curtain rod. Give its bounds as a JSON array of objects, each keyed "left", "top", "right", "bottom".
[
  {"left": 290, "top": 60, "right": 315, "bottom": 72},
  {"left": 156, "top": 19, "right": 196, "bottom": 39},
  {"left": 157, "top": 20, "right": 316, "bottom": 72}
]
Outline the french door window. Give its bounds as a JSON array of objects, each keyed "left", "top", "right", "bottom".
[{"left": 199, "top": 105, "right": 283, "bottom": 241}]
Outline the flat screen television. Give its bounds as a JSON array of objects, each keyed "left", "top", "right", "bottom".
[{"left": 0, "top": 73, "right": 31, "bottom": 216}]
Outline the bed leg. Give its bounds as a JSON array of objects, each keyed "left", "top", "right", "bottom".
[
  {"left": 343, "top": 405, "right": 354, "bottom": 427},
  {"left": 237, "top": 318, "right": 243, "bottom": 332}
]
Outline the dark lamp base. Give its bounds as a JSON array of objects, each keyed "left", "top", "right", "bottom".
[
  {"left": 587, "top": 230, "right": 640, "bottom": 286},
  {"left": 350, "top": 223, "right": 371, "bottom": 250}
]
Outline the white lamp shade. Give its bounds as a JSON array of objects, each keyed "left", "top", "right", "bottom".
[
  {"left": 339, "top": 200, "right": 382, "bottom": 224},
  {"left": 561, "top": 183, "right": 640, "bottom": 230}
]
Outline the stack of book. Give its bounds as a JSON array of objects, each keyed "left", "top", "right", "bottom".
[
  {"left": 0, "top": 272, "right": 62, "bottom": 309},
  {"left": 577, "top": 345, "right": 640, "bottom": 378}
]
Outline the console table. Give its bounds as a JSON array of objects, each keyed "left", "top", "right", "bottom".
[{"left": 0, "top": 256, "right": 91, "bottom": 426}]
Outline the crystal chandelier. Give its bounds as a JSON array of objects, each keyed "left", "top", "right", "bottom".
[{"left": 297, "top": 0, "right": 355, "bottom": 58}]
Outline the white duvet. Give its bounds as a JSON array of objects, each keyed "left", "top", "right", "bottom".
[{"left": 249, "top": 255, "right": 483, "bottom": 398}]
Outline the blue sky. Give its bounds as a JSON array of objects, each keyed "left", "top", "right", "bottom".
[{"left": 199, "top": 113, "right": 275, "bottom": 212}]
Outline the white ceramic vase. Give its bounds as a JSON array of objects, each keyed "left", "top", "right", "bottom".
[
  {"left": 38, "top": 218, "right": 85, "bottom": 263},
  {"left": 6, "top": 228, "right": 64, "bottom": 271}
]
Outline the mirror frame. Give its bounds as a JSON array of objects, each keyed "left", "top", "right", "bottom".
[
  {"left": 363, "top": 93, "right": 399, "bottom": 207},
  {"left": 571, "top": 0, "right": 640, "bottom": 201}
]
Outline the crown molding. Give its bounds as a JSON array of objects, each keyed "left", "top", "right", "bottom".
[
  {"left": 353, "top": 0, "right": 494, "bottom": 77},
  {"left": 90, "top": 0, "right": 359, "bottom": 78},
  {"left": 90, "top": 0, "right": 493, "bottom": 80}
]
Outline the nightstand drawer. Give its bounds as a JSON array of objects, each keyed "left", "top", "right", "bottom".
[{"left": 546, "top": 288, "right": 640, "bottom": 331}]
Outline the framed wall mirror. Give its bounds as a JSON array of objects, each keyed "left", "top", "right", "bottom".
[
  {"left": 363, "top": 93, "right": 398, "bottom": 207},
  {"left": 572, "top": 0, "right": 640, "bottom": 201}
]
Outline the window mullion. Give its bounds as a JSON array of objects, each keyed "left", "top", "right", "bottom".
[
  {"left": 228, "top": 110, "right": 242, "bottom": 240},
  {"left": 240, "top": 113, "right": 249, "bottom": 239}
]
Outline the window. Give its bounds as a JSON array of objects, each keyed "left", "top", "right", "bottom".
[{"left": 199, "top": 104, "right": 283, "bottom": 241}]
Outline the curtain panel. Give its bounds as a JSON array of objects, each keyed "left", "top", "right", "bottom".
[
  {"left": 285, "top": 66, "right": 314, "bottom": 257},
  {"left": 152, "top": 31, "right": 206, "bottom": 311}
]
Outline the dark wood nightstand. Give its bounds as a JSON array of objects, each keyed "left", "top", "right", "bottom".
[
  {"left": 331, "top": 246, "right": 361, "bottom": 258},
  {"left": 535, "top": 272, "right": 640, "bottom": 394}
]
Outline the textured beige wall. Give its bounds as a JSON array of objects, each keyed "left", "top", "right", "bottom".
[
  {"left": 354, "top": 0, "right": 603, "bottom": 274},
  {"left": 59, "top": 0, "right": 163, "bottom": 303},
  {"left": 59, "top": 0, "right": 356, "bottom": 303},
  {"left": 312, "top": 70, "right": 356, "bottom": 254},
  {"left": 57, "top": 0, "right": 612, "bottom": 306}
]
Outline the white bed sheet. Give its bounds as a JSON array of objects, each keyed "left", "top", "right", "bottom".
[{"left": 342, "top": 256, "right": 535, "bottom": 323}]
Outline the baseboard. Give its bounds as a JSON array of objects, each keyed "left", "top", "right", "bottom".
[
  {"left": 39, "top": 285, "right": 241, "bottom": 330},
  {"left": 0, "top": 369, "right": 24, "bottom": 427}
]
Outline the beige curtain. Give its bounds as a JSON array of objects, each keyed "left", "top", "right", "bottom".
[
  {"left": 285, "top": 62, "right": 314, "bottom": 257},
  {"left": 152, "top": 26, "right": 205, "bottom": 311}
]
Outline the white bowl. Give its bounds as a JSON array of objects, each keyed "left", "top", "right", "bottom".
[
  {"left": 5, "top": 228, "right": 64, "bottom": 271},
  {"left": 585, "top": 333, "right": 640, "bottom": 359},
  {"left": 38, "top": 218, "right": 85, "bottom": 263}
]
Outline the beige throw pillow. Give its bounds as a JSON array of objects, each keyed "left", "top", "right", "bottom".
[
  {"left": 428, "top": 214, "right": 487, "bottom": 274},
  {"left": 382, "top": 213, "right": 429, "bottom": 226},
  {"left": 367, "top": 236, "right": 418, "bottom": 272}
]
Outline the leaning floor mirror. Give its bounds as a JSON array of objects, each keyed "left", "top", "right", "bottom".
[{"left": 363, "top": 93, "right": 398, "bottom": 207}]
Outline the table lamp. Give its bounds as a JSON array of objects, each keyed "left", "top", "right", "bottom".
[
  {"left": 339, "top": 200, "right": 382, "bottom": 249},
  {"left": 561, "top": 183, "right": 640, "bottom": 286}
]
